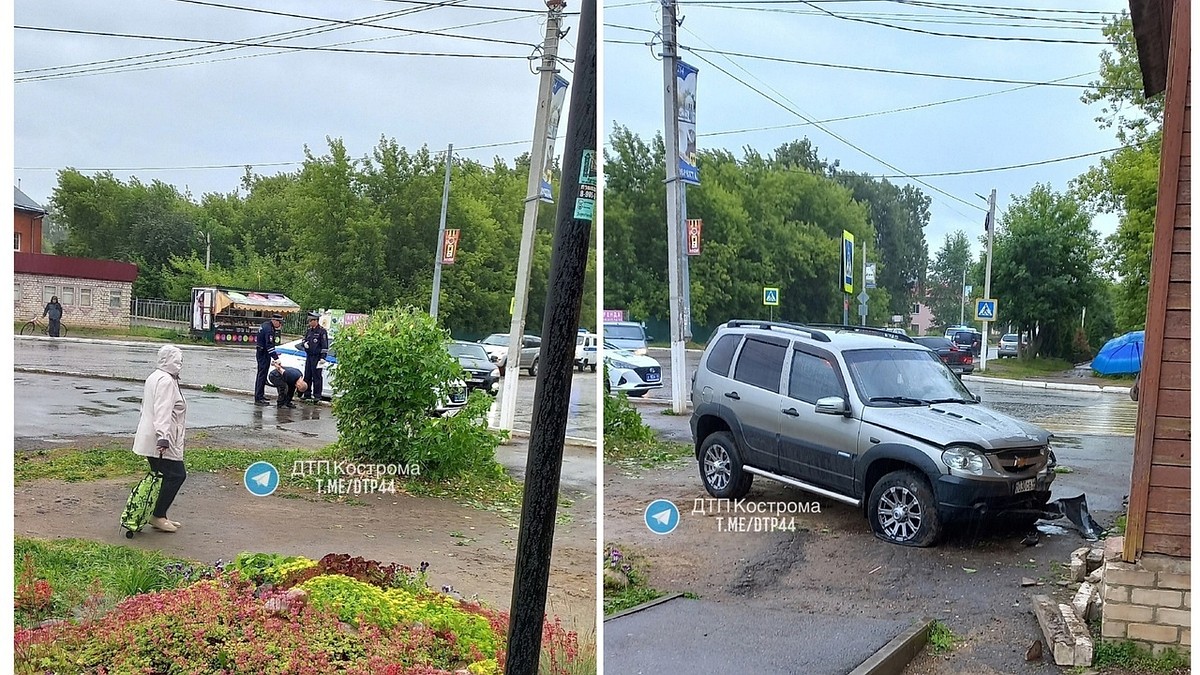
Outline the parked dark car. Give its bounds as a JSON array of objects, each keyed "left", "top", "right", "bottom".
[
  {"left": 448, "top": 341, "right": 500, "bottom": 395},
  {"left": 913, "top": 336, "right": 974, "bottom": 376},
  {"left": 944, "top": 327, "right": 983, "bottom": 356}
]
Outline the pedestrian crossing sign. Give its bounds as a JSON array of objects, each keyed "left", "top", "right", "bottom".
[
  {"left": 975, "top": 299, "right": 997, "bottom": 321},
  {"left": 763, "top": 287, "right": 780, "bottom": 306}
]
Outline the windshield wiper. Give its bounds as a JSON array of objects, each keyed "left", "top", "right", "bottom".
[
  {"left": 868, "top": 396, "right": 927, "bottom": 406},
  {"left": 925, "top": 397, "right": 975, "bottom": 405}
]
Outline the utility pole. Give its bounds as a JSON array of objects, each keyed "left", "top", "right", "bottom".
[
  {"left": 662, "top": 0, "right": 689, "bottom": 414},
  {"left": 499, "top": 2, "right": 565, "bottom": 431},
  {"left": 504, "top": 0, "right": 594, "bottom": 670},
  {"left": 429, "top": 143, "right": 453, "bottom": 318},
  {"left": 860, "top": 242, "right": 868, "bottom": 326},
  {"left": 980, "top": 188, "right": 996, "bottom": 371},
  {"left": 960, "top": 267, "right": 966, "bottom": 327},
  {"left": 203, "top": 231, "right": 211, "bottom": 271}
]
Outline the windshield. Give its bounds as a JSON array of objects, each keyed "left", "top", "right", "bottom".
[
  {"left": 843, "top": 348, "right": 974, "bottom": 406},
  {"left": 1003, "top": 334, "right": 1018, "bottom": 341},
  {"left": 481, "top": 334, "right": 510, "bottom": 346},
  {"left": 604, "top": 324, "right": 645, "bottom": 341},
  {"left": 449, "top": 343, "right": 488, "bottom": 359}
]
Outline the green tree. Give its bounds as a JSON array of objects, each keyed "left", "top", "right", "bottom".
[
  {"left": 925, "top": 231, "right": 973, "bottom": 331},
  {"left": 990, "top": 185, "right": 1103, "bottom": 359},
  {"left": 1074, "top": 12, "right": 1163, "bottom": 332}
]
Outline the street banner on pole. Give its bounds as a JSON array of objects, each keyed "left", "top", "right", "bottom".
[
  {"left": 440, "top": 229, "right": 460, "bottom": 265},
  {"left": 677, "top": 62, "right": 700, "bottom": 185},
  {"left": 573, "top": 149, "right": 596, "bottom": 220},
  {"left": 865, "top": 262, "right": 876, "bottom": 289},
  {"left": 842, "top": 230, "right": 854, "bottom": 293},
  {"left": 686, "top": 219, "right": 702, "bottom": 255},
  {"left": 539, "top": 75, "right": 570, "bottom": 203}
]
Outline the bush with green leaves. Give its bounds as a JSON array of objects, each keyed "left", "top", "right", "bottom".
[{"left": 331, "top": 305, "right": 502, "bottom": 479}]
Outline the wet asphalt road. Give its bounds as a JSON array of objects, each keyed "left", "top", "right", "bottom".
[
  {"left": 14, "top": 372, "right": 598, "bottom": 491},
  {"left": 13, "top": 336, "right": 597, "bottom": 440}
]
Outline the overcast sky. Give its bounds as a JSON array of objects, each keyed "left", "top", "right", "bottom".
[
  {"left": 15, "top": 0, "right": 580, "bottom": 207},
  {"left": 603, "top": 0, "right": 1131, "bottom": 258},
  {"left": 15, "top": 0, "right": 1133, "bottom": 263}
]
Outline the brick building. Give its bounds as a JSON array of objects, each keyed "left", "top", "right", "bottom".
[
  {"left": 15, "top": 254, "right": 137, "bottom": 330},
  {"left": 14, "top": 186, "right": 46, "bottom": 254}
]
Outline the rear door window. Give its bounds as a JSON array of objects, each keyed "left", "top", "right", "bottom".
[
  {"left": 705, "top": 334, "right": 741, "bottom": 377},
  {"left": 732, "top": 337, "right": 788, "bottom": 393}
]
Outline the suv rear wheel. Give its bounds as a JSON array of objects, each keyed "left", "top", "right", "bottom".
[
  {"left": 867, "top": 470, "right": 942, "bottom": 547},
  {"left": 698, "top": 431, "right": 752, "bottom": 499}
]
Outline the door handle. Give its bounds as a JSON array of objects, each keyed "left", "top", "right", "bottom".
[
  {"left": 724, "top": 391, "right": 740, "bottom": 400},
  {"left": 782, "top": 407, "right": 800, "bottom": 417}
]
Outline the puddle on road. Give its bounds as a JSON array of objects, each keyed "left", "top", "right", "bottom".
[
  {"left": 76, "top": 406, "right": 119, "bottom": 417},
  {"left": 104, "top": 387, "right": 127, "bottom": 393},
  {"left": 1050, "top": 435, "right": 1083, "bottom": 450},
  {"left": 117, "top": 396, "right": 142, "bottom": 404}
]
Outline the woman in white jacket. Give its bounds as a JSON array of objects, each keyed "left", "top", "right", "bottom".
[{"left": 132, "top": 345, "right": 188, "bottom": 532}]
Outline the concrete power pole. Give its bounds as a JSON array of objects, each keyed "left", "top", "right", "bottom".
[
  {"left": 429, "top": 143, "right": 453, "bottom": 318},
  {"left": 662, "top": 0, "right": 690, "bottom": 414},
  {"left": 980, "top": 188, "right": 996, "bottom": 371},
  {"left": 504, "top": 0, "right": 595, "bottom": 670},
  {"left": 499, "top": 2, "right": 565, "bottom": 431}
]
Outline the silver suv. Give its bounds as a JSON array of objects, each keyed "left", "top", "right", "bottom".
[{"left": 690, "top": 321, "right": 1057, "bottom": 547}]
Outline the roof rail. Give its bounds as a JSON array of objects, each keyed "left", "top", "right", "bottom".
[
  {"left": 724, "top": 319, "right": 832, "bottom": 343},
  {"left": 804, "top": 323, "right": 916, "bottom": 343}
]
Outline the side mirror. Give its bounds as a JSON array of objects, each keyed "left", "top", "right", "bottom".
[{"left": 815, "top": 396, "right": 850, "bottom": 416}]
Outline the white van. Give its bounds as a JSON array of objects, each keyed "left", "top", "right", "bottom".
[{"left": 575, "top": 330, "right": 598, "bottom": 372}]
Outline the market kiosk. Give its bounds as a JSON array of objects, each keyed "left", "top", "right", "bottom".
[{"left": 190, "top": 287, "right": 301, "bottom": 345}]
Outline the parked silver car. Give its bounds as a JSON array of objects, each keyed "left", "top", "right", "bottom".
[
  {"left": 690, "top": 320, "right": 1056, "bottom": 547},
  {"left": 998, "top": 333, "right": 1022, "bottom": 358},
  {"left": 478, "top": 333, "right": 542, "bottom": 376}
]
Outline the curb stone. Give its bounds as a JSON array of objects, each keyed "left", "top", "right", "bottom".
[
  {"left": 847, "top": 618, "right": 935, "bottom": 675},
  {"left": 602, "top": 592, "right": 687, "bottom": 622},
  {"left": 962, "top": 374, "right": 1131, "bottom": 395}
]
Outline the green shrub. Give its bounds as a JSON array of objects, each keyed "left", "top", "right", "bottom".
[
  {"left": 331, "top": 305, "right": 502, "bottom": 480},
  {"left": 603, "top": 392, "right": 655, "bottom": 447}
]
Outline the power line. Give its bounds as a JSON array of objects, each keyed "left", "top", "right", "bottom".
[
  {"left": 14, "top": 25, "right": 531, "bottom": 62},
  {"left": 682, "top": 5, "right": 1106, "bottom": 28},
  {"left": 795, "top": 0, "right": 1109, "bottom": 44},
  {"left": 700, "top": 71, "right": 1093, "bottom": 137},
  {"left": 18, "top": 2, "right": 462, "bottom": 78},
  {"left": 872, "top": 145, "right": 1135, "bottom": 178},
  {"left": 165, "top": 0, "right": 537, "bottom": 48},
  {"left": 683, "top": 46, "right": 983, "bottom": 214},
  {"left": 374, "top": 0, "right": 575, "bottom": 13},
  {"left": 678, "top": 44, "right": 1135, "bottom": 91}
]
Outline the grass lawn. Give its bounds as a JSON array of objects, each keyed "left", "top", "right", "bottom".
[{"left": 975, "top": 357, "right": 1075, "bottom": 379}]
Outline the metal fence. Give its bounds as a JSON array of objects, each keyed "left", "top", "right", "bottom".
[{"left": 130, "top": 298, "right": 191, "bottom": 329}]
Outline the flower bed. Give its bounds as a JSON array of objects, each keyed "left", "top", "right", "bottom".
[{"left": 14, "top": 547, "right": 592, "bottom": 674}]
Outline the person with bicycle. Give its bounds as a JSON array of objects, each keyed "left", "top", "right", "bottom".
[{"left": 42, "top": 296, "right": 63, "bottom": 337}]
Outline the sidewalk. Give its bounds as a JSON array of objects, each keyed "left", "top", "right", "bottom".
[{"left": 605, "top": 595, "right": 916, "bottom": 674}]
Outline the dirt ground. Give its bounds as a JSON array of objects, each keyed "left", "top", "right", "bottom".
[
  {"left": 604, "top": 457, "right": 1120, "bottom": 674},
  {"left": 14, "top": 429, "right": 598, "bottom": 634}
]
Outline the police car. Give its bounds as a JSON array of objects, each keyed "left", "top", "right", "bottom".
[
  {"left": 274, "top": 339, "right": 468, "bottom": 416},
  {"left": 603, "top": 340, "right": 663, "bottom": 397},
  {"left": 575, "top": 329, "right": 598, "bottom": 372}
]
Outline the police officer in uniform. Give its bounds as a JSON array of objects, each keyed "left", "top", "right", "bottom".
[
  {"left": 300, "top": 311, "right": 330, "bottom": 403},
  {"left": 254, "top": 313, "right": 283, "bottom": 405}
]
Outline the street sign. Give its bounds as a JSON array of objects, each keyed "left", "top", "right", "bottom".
[
  {"left": 857, "top": 290, "right": 869, "bottom": 304},
  {"left": 602, "top": 309, "right": 626, "bottom": 322},
  {"left": 685, "top": 219, "right": 702, "bottom": 256},
  {"left": 865, "top": 262, "right": 876, "bottom": 289},
  {"left": 763, "top": 287, "right": 780, "bottom": 306},
  {"left": 440, "top": 229, "right": 460, "bottom": 265},
  {"left": 975, "top": 299, "right": 997, "bottom": 321},
  {"left": 842, "top": 231, "right": 854, "bottom": 293},
  {"left": 858, "top": 303, "right": 868, "bottom": 317}
]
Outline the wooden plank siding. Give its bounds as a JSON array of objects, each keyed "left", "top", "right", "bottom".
[{"left": 1124, "top": 0, "right": 1191, "bottom": 564}]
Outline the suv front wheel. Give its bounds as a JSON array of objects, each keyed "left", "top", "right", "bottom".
[
  {"left": 698, "top": 431, "right": 752, "bottom": 499},
  {"left": 867, "top": 470, "right": 942, "bottom": 547}
]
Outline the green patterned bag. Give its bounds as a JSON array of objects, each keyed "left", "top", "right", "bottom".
[{"left": 121, "top": 472, "right": 163, "bottom": 538}]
